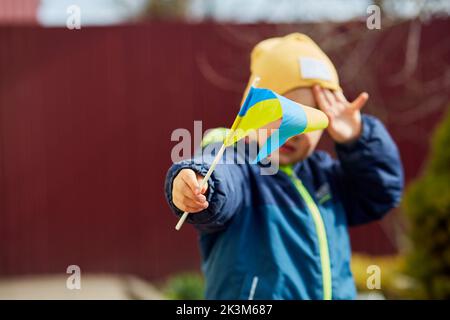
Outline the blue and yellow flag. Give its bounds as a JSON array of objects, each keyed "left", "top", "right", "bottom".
[{"left": 224, "top": 87, "right": 329, "bottom": 163}]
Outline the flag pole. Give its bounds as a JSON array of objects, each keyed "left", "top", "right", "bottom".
[{"left": 175, "top": 76, "right": 260, "bottom": 231}]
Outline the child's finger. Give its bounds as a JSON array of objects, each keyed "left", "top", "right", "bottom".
[
  {"left": 335, "top": 90, "right": 349, "bottom": 104},
  {"left": 179, "top": 169, "right": 201, "bottom": 195},
  {"left": 173, "top": 193, "right": 208, "bottom": 213},
  {"left": 199, "top": 184, "right": 208, "bottom": 195},
  {"left": 180, "top": 195, "right": 208, "bottom": 210},
  {"left": 176, "top": 201, "right": 207, "bottom": 213},
  {"left": 350, "top": 92, "right": 369, "bottom": 110},
  {"left": 322, "top": 89, "right": 341, "bottom": 116},
  {"left": 177, "top": 178, "right": 206, "bottom": 202},
  {"left": 180, "top": 184, "right": 206, "bottom": 203},
  {"left": 181, "top": 185, "right": 207, "bottom": 204},
  {"left": 179, "top": 191, "right": 209, "bottom": 211},
  {"left": 197, "top": 177, "right": 208, "bottom": 194},
  {"left": 313, "top": 85, "right": 331, "bottom": 112},
  {"left": 323, "top": 88, "right": 337, "bottom": 107}
]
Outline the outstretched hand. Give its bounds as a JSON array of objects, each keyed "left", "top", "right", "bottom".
[
  {"left": 312, "top": 85, "right": 368, "bottom": 144},
  {"left": 172, "top": 169, "right": 208, "bottom": 213}
]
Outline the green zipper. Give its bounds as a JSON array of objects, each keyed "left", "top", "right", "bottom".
[{"left": 280, "top": 165, "right": 332, "bottom": 300}]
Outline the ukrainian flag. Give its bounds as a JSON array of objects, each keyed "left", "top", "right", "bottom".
[{"left": 224, "top": 87, "right": 328, "bottom": 163}]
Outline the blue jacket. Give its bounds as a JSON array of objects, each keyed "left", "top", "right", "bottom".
[{"left": 164, "top": 115, "right": 403, "bottom": 300}]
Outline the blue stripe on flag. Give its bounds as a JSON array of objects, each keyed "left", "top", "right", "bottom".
[{"left": 238, "top": 87, "right": 277, "bottom": 117}]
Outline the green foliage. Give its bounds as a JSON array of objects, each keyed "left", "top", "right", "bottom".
[
  {"left": 163, "top": 272, "right": 205, "bottom": 300},
  {"left": 403, "top": 107, "right": 450, "bottom": 299}
]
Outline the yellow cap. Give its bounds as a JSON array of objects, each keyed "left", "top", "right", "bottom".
[{"left": 245, "top": 33, "right": 340, "bottom": 96}]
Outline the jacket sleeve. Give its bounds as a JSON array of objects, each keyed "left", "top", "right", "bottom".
[
  {"left": 164, "top": 143, "right": 248, "bottom": 233},
  {"left": 330, "top": 114, "right": 404, "bottom": 226}
]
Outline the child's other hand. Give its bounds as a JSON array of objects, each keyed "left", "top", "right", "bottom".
[
  {"left": 313, "top": 85, "right": 369, "bottom": 144},
  {"left": 172, "top": 169, "right": 209, "bottom": 213}
]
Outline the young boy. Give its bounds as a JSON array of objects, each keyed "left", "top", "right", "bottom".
[{"left": 164, "top": 33, "right": 404, "bottom": 299}]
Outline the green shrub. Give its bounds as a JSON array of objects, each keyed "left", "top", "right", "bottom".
[
  {"left": 403, "top": 107, "right": 450, "bottom": 299},
  {"left": 163, "top": 272, "right": 205, "bottom": 300}
]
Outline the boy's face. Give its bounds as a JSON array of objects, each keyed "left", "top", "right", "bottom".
[{"left": 275, "top": 87, "right": 324, "bottom": 165}]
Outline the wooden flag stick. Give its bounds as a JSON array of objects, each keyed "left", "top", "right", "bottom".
[{"left": 175, "top": 76, "right": 260, "bottom": 231}]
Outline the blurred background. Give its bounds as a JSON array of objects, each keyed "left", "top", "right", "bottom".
[{"left": 0, "top": 0, "right": 449, "bottom": 299}]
